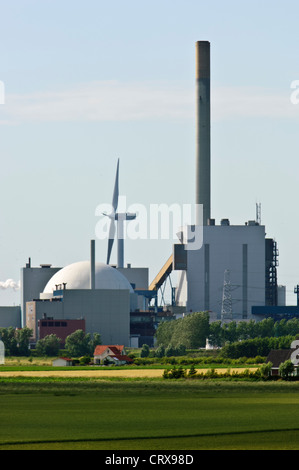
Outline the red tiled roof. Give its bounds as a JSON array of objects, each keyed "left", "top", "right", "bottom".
[
  {"left": 112, "top": 354, "right": 133, "bottom": 363},
  {"left": 94, "top": 345, "right": 124, "bottom": 356}
]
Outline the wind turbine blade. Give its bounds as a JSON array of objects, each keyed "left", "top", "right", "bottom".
[
  {"left": 111, "top": 158, "right": 119, "bottom": 213},
  {"left": 106, "top": 219, "right": 116, "bottom": 264}
]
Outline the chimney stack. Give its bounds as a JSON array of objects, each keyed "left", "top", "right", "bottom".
[
  {"left": 90, "top": 239, "right": 95, "bottom": 289},
  {"left": 195, "top": 41, "right": 211, "bottom": 225}
]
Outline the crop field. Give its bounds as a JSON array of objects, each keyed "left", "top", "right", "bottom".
[
  {"left": 0, "top": 367, "right": 258, "bottom": 379},
  {"left": 1, "top": 378, "right": 299, "bottom": 450}
]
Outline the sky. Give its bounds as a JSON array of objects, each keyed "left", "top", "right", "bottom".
[{"left": 0, "top": 0, "right": 299, "bottom": 306}]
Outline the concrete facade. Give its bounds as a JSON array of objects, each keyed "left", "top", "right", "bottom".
[
  {"left": 21, "top": 263, "right": 62, "bottom": 327},
  {"left": 175, "top": 223, "right": 266, "bottom": 320},
  {"left": 117, "top": 266, "right": 149, "bottom": 311},
  {"left": 0, "top": 306, "right": 21, "bottom": 329},
  {"left": 26, "top": 288, "right": 130, "bottom": 346},
  {"left": 117, "top": 266, "right": 148, "bottom": 290}
]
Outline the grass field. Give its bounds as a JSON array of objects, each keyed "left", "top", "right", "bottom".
[{"left": 1, "top": 379, "right": 299, "bottom": 450}]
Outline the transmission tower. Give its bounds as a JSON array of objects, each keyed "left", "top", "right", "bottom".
[{"left": 221, "top": 269, "right": 233, "bottom": 324}]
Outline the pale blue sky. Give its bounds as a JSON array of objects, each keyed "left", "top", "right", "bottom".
[{"left": 0, "top": 0, "right": 299, "bottom": 306}]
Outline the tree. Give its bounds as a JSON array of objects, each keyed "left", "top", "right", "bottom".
[
  {"left": 0, "top": 327, "right": 32, "bottom": 356},
  {"left": 222, "top": 321, "right": 238, "bottom": 344},
  {"left": 176, "top": 344, "right": 186, "bottom": 356},
  {"left": 155, "top": 321, "right": 176, "bottom": 347},
  {"left": 274, "top": 319, "right": 287, "bottom": 337},
  {"left": 0, "top": 327, "right": 17, "bottom": 356},
  {"left": 140, "top": 344, "right": 150, "bottom": 358},
  {"left": 279, "top": 359, "right": 295, "bottom": 379},
  {"left": 65, "top": 330, "right": 101, "bottom": 357},
  {"left": 171, "top": 312, "right": 210, "bottom": 349},
  {"left": 208, "top": 321, "right": 223, "bottom": 347},
  {"left": 15, "top": 327, "right": 33, "bottom": 356},
  {"left": 155, "top": 345, "right": 165, "bottom": 358},
  {"left": 155, "top": 312, "right": 210, "bottom": 349},
  {"left": 258, "top": 362, "right": 272, "bottom": 379},
  {"left": 36, "top": 334, "right": 61, "bottom": 356},
  {"left": 257, "top": 318, "right": 275, "bottom": 338},
  {"left": 165, "top": 344, "right": 175, "bottom": 357},
  {"left": 88, "top": 332, "right": 101, "bottom": 352},
  {"left": 285, "top": 318, "right": 299, "bottom": 337}
]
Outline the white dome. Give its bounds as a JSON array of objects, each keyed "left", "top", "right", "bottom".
[{"left": 43, "top": 261, "right": 134, "bottom": 294}]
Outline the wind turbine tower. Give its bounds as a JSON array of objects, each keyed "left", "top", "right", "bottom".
[{"left": 105, "top": 159, "right": 137, "bottom": 268}]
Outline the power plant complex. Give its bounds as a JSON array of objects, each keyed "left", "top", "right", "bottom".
[{"left": 0, "top": 41, "right": 297, "bottom": 348}]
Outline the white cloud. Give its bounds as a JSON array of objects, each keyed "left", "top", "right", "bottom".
[
  {"left": 1, "top": 81, "right": 193, "bottom": 124},
  {"left": 212, "top": 86, "right": 299, "bottom": 121},
  {"left": 0, "top": 279, "right": 20, "bottom": 291},
  {"left": 0, "top": 80, "right": 298, "bottom": 124}
]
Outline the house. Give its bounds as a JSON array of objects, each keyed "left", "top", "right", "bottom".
[
  {"left": 52, "top": 357, "right": 73, "bottom": 367},
  {"left": 266, "top": 349, "right": 298, "bottom": 376},
  {"left": 93, "top": 345, "right": 133, "bottom": 365}
]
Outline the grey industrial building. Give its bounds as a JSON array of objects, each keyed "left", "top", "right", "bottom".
[
  {"left": 1, "top": 40, "right": 299, "bottom": 347},
  {"left": 171, "top": 41, "right": 291, "bottom": 322}
]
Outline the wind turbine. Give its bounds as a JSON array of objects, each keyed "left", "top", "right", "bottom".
[{"left": 105, "top": 159, "right": 136, "bottom": 268}]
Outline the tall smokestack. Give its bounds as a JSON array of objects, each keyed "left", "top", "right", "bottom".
[
  {"left": 195, "top": 41, "right": 211, "bottom": 225},
  {"left": 90, "top": 239, "right": 95, "bottom": 289}
]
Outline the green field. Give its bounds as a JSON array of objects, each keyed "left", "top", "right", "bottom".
[{"left": 1, "top": 379, "right": 299, "bottom": 450}]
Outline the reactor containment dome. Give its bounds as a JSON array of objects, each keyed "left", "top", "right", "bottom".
[{"left": 42, "top": 261, "right": 134, "bottom": 294}]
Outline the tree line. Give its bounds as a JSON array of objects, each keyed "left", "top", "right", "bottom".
[
  {"left": 221, "top": 335, "right": 295, "bottom": 359},
  {"left": 155, "top": 313, "right": 299, "bottom": 350},
  {"left": 0, "top": 327, "right": 101, "bottom": 358},
  {"left": 208, "top": 317, "right": 299, "bottom": 348}
]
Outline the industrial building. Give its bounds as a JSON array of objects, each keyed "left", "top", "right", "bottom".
[
  {"left": 1, "top": 40, "right": 299, "bottom": 349},
  {"left": 174, "top": 222, "right": 268, "bottom": 321},
  {"left": 172, "top": 41, "right": 285, "bottom": 322},
  {"left": 24, "top": 242, "right": 150, "bottom": 347}
]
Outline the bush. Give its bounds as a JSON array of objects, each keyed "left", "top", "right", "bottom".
[
  {"left": 187, "top": 364, "right": 197, "bottom": 378},
  {"left": 163, "top": 366, "right": 186, "bottom": 379},
  {"left": 258, "top": 362, "right": 272, "bottom": 379},
  {"left": 279, "top": 360, "right": 295, "bottom": 379},
  {"left": 154, "top": 345, "right": 165, "bottom": 358},
  {"left": 79, "top": 356, "right": 91, "bottom": 365},
  {"left": 140, "top": 344, "right": 150, "bottom": 358},
  {"left": 36, "top": 334, "right": 61, "bottom": 357},
  {"left": 165, "top": 345, "right": 175, "bottom": 357}
]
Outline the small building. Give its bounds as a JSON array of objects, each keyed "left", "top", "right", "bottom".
[
  {"left": 38, "top": 317, "right": 85, "bottom": 346},
  {"left": 94, "top": 345, "right": 133, "bottom": 365},
  {"left": 266, "top": 349, "right": 297, "bottom": 376},
  {"left": 52, "top": 357, "right": 73, "bottom": 367}
]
